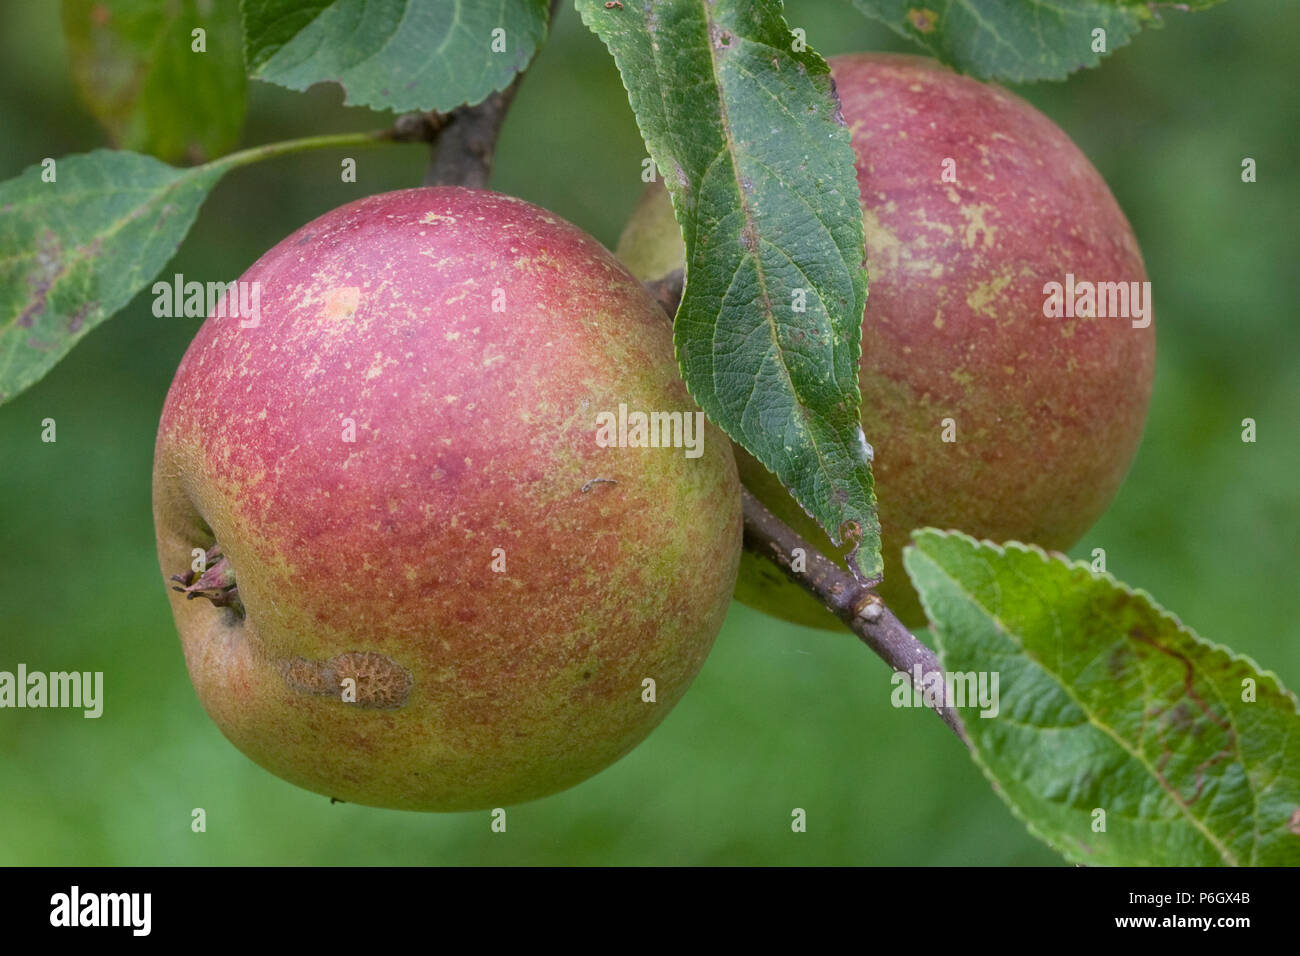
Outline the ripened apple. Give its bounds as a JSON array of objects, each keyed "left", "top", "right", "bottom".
[
  {"left": 154, "top": 187, "right": 742, "bottom": 810},
  {"left": 617, "top": 53, "right": 1155, "bottom": 629}
]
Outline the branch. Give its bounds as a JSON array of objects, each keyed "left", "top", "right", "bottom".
[
  {"left": 383, "top": 76, "right": 519, "bottom": 188},
  {"left": 387, "top": 111, "right": 451, "bottom": 145},
  {"left": 421, "top": 81, "right": 522, "bottom": 188},
  {"left": 742, "top": 489, "right": 966, "bottom": 739},
  {"left": 388, "top": 96, "right": 519, "bottom": 189},
  {"left": 648, "top": 272, "right": 967, "bottom": 740}
]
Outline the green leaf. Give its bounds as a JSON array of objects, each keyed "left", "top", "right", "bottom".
[
  {"left": 904, "top": 530, "right": 1300, "bottom": 866},
  {"left": 845, "top": 1, "right": 1224, "bottom": 82},
  {"left": 578, "top": 0, "right": 882, "bottom": 582},
  {"left": 241, "top": 0, "right": 551, "bottom": 113},
  {"left": 0, "top": 151, "right": 224, "bottom": 404},
  {"left": 62, "top": 0, "right": 247, "bottom": 164}
]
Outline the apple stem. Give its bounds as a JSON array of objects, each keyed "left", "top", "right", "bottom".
[
  {"left": 642, "top": 268, "right": 686, "bottom": 317},
  {"left": 171, "top": 544, "right": 245, "bottom": 618}
]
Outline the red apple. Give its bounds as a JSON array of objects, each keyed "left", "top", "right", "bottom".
[
  {"left": 154, "top": 187, "right": 741, "bottom": 811},
  {"left": 617, "top": 53, "right": 1155, "bottom": 628}
]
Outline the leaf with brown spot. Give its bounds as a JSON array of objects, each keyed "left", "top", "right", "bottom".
[
  {"left": 62, "top": 0, "right": 246, "bottom": 163},
  {"left": 0, "top": 150, "right": 224, "bottom": 404},
  {"left": 906, "top": 530, "right": 1300, "bottom": 866}
]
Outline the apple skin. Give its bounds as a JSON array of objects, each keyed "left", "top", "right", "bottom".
[
  {"left": 616, "top": 53, "right": 1155, "bottom": 629},
  {"left": 154, "top": 187, "right": 742, "bottom": 811}
]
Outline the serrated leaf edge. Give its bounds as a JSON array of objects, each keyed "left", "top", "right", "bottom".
[{"left": 906, "top": 527, "right": 1300, "bottom": 866}]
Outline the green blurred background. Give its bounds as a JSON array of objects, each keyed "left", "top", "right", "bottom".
[{"left": 1, "top": 1, "right": 1296, "bottom": 865}]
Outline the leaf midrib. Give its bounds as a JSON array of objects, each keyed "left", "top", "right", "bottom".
[
  {"left": 693, "top": 17, "right": 857, "bottom": 546},
  {"left": 919, "top": 545, "right": 1242, "bottom": 865}
]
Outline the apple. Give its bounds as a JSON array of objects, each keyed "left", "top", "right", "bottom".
[
  {"left": 616, "top": 53, "right": 1155, "bottom": 629},
  {"left": 154, "top": 187, "right": 742, "bottom": 811}
]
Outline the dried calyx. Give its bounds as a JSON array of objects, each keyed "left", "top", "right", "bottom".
[{"left": 171, "top": 543, "right": 244, "bottom": 617}]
